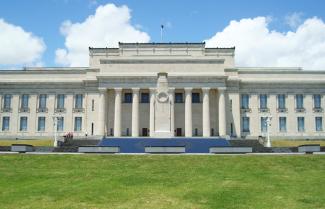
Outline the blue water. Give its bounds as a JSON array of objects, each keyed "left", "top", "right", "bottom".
[{"left": 98, "top": 138, "right": 230, "bottom": 153}]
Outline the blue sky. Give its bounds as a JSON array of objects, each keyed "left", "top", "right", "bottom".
[{"left": 1, "top": 0, "right": 325, "bottom": 69}]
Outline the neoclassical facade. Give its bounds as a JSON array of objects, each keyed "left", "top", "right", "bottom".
[{"left": 0, "top": 42, "right": 325, "bottom": 139}]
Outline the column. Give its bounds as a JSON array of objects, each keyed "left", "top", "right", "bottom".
[
  {"left": 132, "top": 88, "right": 140, "bottom": 137},
  {"left": 169, "top": 88, "right": 175, "bottom": 136},
  {"left": 218, "top": 88, "right": 227, "bottom": 136},
  {"left": 149, "top": 88, "right": 155, "bottom": 137},
  {"left": 98, "top": 88, "right": 107, "bottom": 136},
  {"left": 114, "top": 88, "right": 122, "bottom": 137},
  {"left": 202, "top": 87, "right": 211, "bottom": 137},
  {"left": 184, "top": 87, "right": 192, "bottom": 137}
]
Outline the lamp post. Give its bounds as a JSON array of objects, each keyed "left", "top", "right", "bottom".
[{"left": 265, "top": 115, "right": 272, "bottom": 148}]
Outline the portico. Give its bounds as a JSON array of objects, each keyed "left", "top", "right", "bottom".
[{"left": 98, "top": 83, "right": 227, "bottom": 138}]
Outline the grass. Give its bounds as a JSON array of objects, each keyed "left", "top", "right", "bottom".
[
  {"left": 0, "top": 139, "right": 53, "bottom": 147},
  {"left": 0, "top": 155, "right": 324, "bottom": 209},
  {"left": 272, "top": 140, "right": 325, "bottom": 147}
]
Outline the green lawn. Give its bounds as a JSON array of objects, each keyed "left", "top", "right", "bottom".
[{"left": 0, "top": 155, "right": 324, "bottom": 209}]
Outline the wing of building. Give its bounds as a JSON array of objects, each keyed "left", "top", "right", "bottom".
[{"left": 0, "top": 42, "right": 325, "bottom": 139}]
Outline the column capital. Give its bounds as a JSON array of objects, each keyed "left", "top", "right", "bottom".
[
  {"left": 169, "top": 87, "right": 175, "bottom": 93},
  {"left": 149, "top": 87, "right": 156, "bottom": 92},
  {"left": 218, "top": 87, "right": 226, "bottom": 92},
  {"left": 98, "top": 88, "right": 107, "bottom": 93},
  {"left": 132, "top": 87, "right": 140, "bottom": 92},
  {"left": 184, "top": 87, "right": 193, "bottom": 93},
  {"left": 202, "top": 87, "right": 211, "bottom": 93},
  {"left": 114, "top": 88, "right": 122, "bottom": 93}
]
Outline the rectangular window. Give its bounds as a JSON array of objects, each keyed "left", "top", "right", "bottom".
[
  {"left": 242, "top": 117, "right": 250, "bottom": 132},
  {"left": 175, "top": 93, "right": 183, "bottom": 103},
  {"left": 38, "top": 117, "right": 46, "bottom": 132},
  {"left": 296, "top": 94, "right": 304, "bottom": 109},
  {"left": 124, "top": 93, "right": 132, "bottom": 103},
  {"left": 39, "top": 94, "right": 47, "bottom": 108},
  {"left": 91, "top": 99, "right": 95, "bottom": 111},
  {"left": 57, "top": 94, "right": 65, "bottom": 109},
  {"left": 74, "top": 117, "right": 82, "bottom": 131},
  {"left": 261, "top": 117, "right": 267, "bottom": 133},
  {"left": 75, "top": 94, "right": 83, "bottom": 108},
  {"left": 241, "top": 94, "right": 249, "bottom": 109},
  {"left": 21, "top": 94, "right": 29, "bottom": 108},
  {"left": 141, "top": 93, "right": 149, "bottom": 103},
  {"left": 3, "top": 94, "right": 11, "bottom": 109},
  {"left": 2, "top": 117, "right": 10, "bottom": 131},
  {"left": 192, "top": 93, "right": 200, "bottom": 103},
  {"left": 260, "top": 94, "right": 267, "bottom": 109},
  {"left": 279, "top": 117, "right": 287, "bottom": 132},
  {"left": 298, "top": 117, "right": 305, "bottom": 132},
  {"left": 57, "top": 117, "right": 64, "bottom": 131},
  {"left": 278, "top": 94, "right": 286, "bottom": 109},
  {"left": 316, "top": 117, "right": 323, "bottom": 131},
  {"left": 314, "top": 94, "right": 321, "bottom": 109},
  {"left": 20, "top": 117, "right": 28, "bottom": 131}
]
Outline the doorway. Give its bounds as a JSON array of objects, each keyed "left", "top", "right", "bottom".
[
  {"left": 142, "top": 128, "right": 148, "bottom": 136},
  {"left": 176, "top": 128, "right": 182, "bottom": 136}
]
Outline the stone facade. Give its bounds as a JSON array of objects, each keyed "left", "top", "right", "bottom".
[{"left": 0, "top": 42, "right": 324, "bottom": 139}]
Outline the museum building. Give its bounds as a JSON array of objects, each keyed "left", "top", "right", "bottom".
[{"left": 0, "top": 42, "right": 324, "bottom": 139}]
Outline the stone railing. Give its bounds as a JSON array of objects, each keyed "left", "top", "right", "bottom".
[
  {"left": 37, "top": 107, "right": 48, "bottom": 113},
  {"left": 277, "top": 108, "right": 288, "bottom": 113},
  {"left": 19, "top": 107, "right": 30, "bottom": 113},
  {"left": 73, "top": 108, "right": 85, "bottom": 113}
]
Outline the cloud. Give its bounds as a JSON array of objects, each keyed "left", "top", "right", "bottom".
[
  {"left": 0, "top": 19, "right": 45, "bottom": 66},
  {"left": 55, "top": 3, "right": 150, "bottom": 67},
  {"left": 285, "top": 12, "right": 303, "bottom": 29},
  {"left": 205, "top": 16, "right": 325, "bottom": 70}
]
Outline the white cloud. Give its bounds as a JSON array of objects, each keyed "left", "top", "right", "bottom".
[
  {"left": 55, "top": 3, "right": 150, "bottom": 67},
  {"left": 205, "top": 16, "right": 325, "bottom": 70},
  {"left": 0, "top": 19, "right": 45, "bottom": 66},
  {"left": 285, "top": 12, "right": 303, "bottom": 29}
]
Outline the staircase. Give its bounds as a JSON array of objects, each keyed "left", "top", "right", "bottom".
[
  {"left": 229, "top": 139, "right": 270, "bottom": 152},
  {"left": 54, "top": 139, "right": 100, "bottom": 152}
]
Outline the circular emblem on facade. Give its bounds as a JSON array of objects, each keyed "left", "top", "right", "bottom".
[{"left": 157, "top": 91, "right": 169, "bottom": 103}]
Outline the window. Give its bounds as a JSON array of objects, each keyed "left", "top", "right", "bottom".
[
  {"left": 39, "top": 94, "right": 47, "bottom": 108},
  {"left": 298, "top": 117, "right": 305, "bottom": 132},
  {"left": 175, "top": 93, "right": 183, "bottom": 103},
  {"left": 261, "top": 117, "right": 267, "bottom": 133},
  {"left": 20, "top": 117, "right": 28, "bottom": 131},
  {"left": 242, "top": 117, "right": 250, "bottom": 132},
  {"left": 3, "top": 94, "right": 11, "bottom": 109},
  {"left": 230, "top": 100, "right": 232, "bottom": 112},
  {"left": 296, "top": 94, "right": 304, "bottom": 109},
  {"left": 21, "top": 94, "right": 29, "bottom": 108},
  {"left": 241, "top": 94, "right": 249, "bottom": 109},
  {"left": 141, "top": 93, "right": 149, "bottom": 103},
  {"left": 124, "top": 93, "right": 132, "bottom": 103},
  {"left": 74, "top": 117, "right": 82, "bottom": 131},
  {"left": 75, "top": 94, "right": 83, "bottom": 108},
  {"left": 2, "top": 117, "right": 10, "bottom": 131},
  {"left": 316, "top": 117, "right": 323, "bottom": 131},
  {"left": 92, "top": 99, "right": 95, "bottom": 111},
  {"left": 278, "top": 94, "right": 286, "bottom": 109},
  {"left": 192, "top": 93, "right": 200, "bottom": 103},
  {"left": 57, "top": 117, "right": 64, "bottom": 131},
  {"left": 314, "top": 94, "right": 321, "bottom": 109},
  {"left": 260, "top": 94, "right": 267, "bottom": 109},
  {"left": 57, "top": 94, "right": 65, "bottom": 109},
  {"left": 279, "top": 117, "right": 287, "bottom": 132},
  {"left": 38, "top": 117, "right": 46, "bottom": 132}
]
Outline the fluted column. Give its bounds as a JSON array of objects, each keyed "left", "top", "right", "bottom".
[
  {"left": 98, "top": 88, "right": 107, "bottom": 136},
  {"left": 184, "top": 87, "right": 193, "bottom": 137},
  {"left": 169, "top": 88, "right": 175, "bottom": 136},
  {"left": 218, "top": 88, "right": 227, "bottom": 136},
  {"left": 149, "top": 88, "right": 155, "bottom": 137},
  {"left": 114, "top": 88, "right": 122, "bottom": 137},
  {"left": 132, "top": 88, "right": 140, "bottom": 137},
  {"left": 202, "top": 87, "right": 211, "bottom": 137}
]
